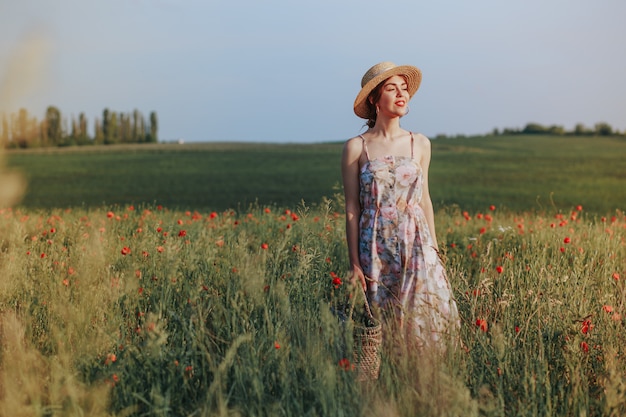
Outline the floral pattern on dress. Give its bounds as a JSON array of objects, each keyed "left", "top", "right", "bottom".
[{"left": 359, "top": 153, "right": 459, "bottom": 346}]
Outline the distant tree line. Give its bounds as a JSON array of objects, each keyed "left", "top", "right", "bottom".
[
  {"left": 492, "top": 121, "right": 621, "bottom": 137},
  {"left": 434, "top": 121, "right": 624, "bottom": 140},
  {"left": 0, "top": 106, "right": 158, "bottom": 149}
]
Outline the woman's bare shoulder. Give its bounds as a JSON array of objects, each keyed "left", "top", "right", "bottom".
[
  {"left": 409, "top": 132, "right": 430, "bottom": 153},
  {"left": 412, "top": 132, "right": 430, "bottom": 146},
  {"left": 343, "top": 136, "right": 364, "bottom": 156}
]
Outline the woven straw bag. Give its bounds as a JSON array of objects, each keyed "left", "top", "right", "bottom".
[{"left": 350, "top": 285, "right": 382, "bottom": 381}]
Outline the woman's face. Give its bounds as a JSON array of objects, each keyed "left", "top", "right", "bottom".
[{"left": 375, "top": 75, "right": 410, "bottom": 118}]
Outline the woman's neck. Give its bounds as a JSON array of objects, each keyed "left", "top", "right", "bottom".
[{"left": 369, "top": 117, "right": 404, "bottom": 141}]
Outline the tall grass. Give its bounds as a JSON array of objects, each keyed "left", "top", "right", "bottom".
[{"left": 0, "top": 199, "right": 624, "bottom": 416}]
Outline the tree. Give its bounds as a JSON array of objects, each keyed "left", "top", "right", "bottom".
[
  {"left": 548, "top": 125, "right": 564, "bottom": 135},
  {"left": 119, "top": 113, "right": 130, "bottom": 143},
  {"left": 148, "top": 111, "right": 158, "bottom": 143},
  {"left": 78, "top": 112, "right": 89, "bottom": 145},
  {"left": 13, "top": 109, "right": 39, "bottom": 148},
  {"left": 94, "top": 118, "right": 103, "bottom": 144},
  {"left": 1, "top": 114, "right": 9, "bottom": 147},
  {"left": 574, "top": 123, "right": 590, "bottom": 136},
  {"left": 132, "top": 109, "right": 143, "bottom": 143},
  {"left": 102, "top": 108, "right": 111, "bottom": 144},
  {"left": 522, "top": 123, "right": 547, "bottom": 134},
  {"left": 595, "top": 122, "right": 613, "bottom": 136},
  {"left": 109, "top": 112, "right": 119, "bottom": 144},
  {"left": 45, "top": 106, "right": 63, "bottom": 146}
]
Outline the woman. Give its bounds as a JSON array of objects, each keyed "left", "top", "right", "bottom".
[{"left": 341, "top": 62, "right": 459, "bottom": 348}]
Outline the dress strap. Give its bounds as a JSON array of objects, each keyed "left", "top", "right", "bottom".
[
  {"left": 410, "top": 132, "right": 414, "bottom": 159},
  {"left": 359, "top": 134, "right": 371, "bottom": 161}
]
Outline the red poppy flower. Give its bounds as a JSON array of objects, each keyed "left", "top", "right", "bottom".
[
  {"left": 489, "top": 205, "right": 496, "bottom": 211},
  {"left": 496, "top": 266, "right": 504, "bottom": 274},
  {"left": 580, "top": 341, "right": 589, "bottom": 353},
  {"left": 563, "top": 237, "right": 571, "bottom": 244},
  {"left": 338, "top": 358, "right": 353, "bottom": 371},
  {"left": 475, "top": 319, "right": 488, "bottom": 332},
  {"left": 581, "top": 319, "right": 593, "bottom": 334},
  {"left": 121, "top": 246, "right": 131, "bottom": 256},
  {"left": 178, "top": 230, "right": 187, "bottom": 237},
  {"left": 261, "top": 243, "right": 269, "bottom": 250}
]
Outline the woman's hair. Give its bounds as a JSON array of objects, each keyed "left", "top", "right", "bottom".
[
  {"left": 364, "top": 75, "right": 408, "bottom": 128},
  {"left": 364, "top": 80, "right": 385, "bottom": 128}
]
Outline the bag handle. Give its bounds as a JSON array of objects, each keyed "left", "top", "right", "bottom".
[{"left": 349, "top": 281, "right": 374, "bottom": 321}]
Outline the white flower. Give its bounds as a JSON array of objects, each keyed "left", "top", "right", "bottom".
[{"left": 395, "top": 164, "right": 417, "bottom": 187}]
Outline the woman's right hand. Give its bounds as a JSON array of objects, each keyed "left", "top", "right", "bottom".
[{"left": 349, "top": 264, "right": 367, "bottom": 291}]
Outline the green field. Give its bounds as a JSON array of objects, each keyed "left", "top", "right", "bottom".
[
  {"left": 0, "top": 135, "right": 625, "bottom": 415},
  {"left": 4, "top": 134, "right": 625, "bottom": 214}
]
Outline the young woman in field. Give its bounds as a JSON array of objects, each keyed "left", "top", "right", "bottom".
[{"left": 341, "top": 62, "right": 459, "bottom": 349}]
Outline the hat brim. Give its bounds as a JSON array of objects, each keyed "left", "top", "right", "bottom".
[{"left": 353, "top": 65, "right": 422, "bottom": 119}]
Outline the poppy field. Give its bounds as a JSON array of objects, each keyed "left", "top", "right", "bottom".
[
  {"left": 0, "top": 196, "right": 624, "bottom": 416},
  {"left": 0, "top": 135, "right": 625, "bottom": 416}
]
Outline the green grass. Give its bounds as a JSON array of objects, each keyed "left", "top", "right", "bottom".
[
  {"left": 429, "top": 135, "right": 626, "bottom": 214},
  {"left": 4, "top": 142, "right": 343, "bottom": 212},
  {"left": 4, "top": 135, "right": 625, "bottom": 214},
  {"left": 0, "top": 134, "right": 625, "bottom": 415},
  {"left": 0, "top": 201, "right": 624, "bottom": 416}
]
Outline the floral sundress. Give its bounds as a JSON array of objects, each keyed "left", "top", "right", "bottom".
[{"left": 358, "top": 134, "right": 459, "bottom": 346}]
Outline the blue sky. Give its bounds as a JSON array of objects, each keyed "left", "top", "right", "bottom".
[{"left": 1, "top": 0, "right": 625, "bottom": 143}]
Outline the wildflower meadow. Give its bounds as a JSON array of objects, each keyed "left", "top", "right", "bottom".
[{"left": 0, "top": 196, "right": 624, "bottom": 416}]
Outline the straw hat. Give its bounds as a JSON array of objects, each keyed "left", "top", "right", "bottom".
[{"left": 353, "top": 61, "right": 422, "bottom": 119}]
